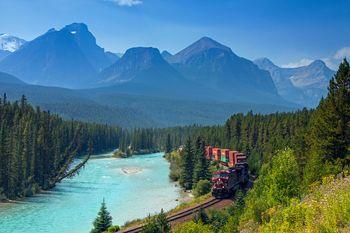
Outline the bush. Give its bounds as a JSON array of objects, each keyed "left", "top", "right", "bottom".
[
  {"left": 173, "top": 221, "right": 213, "bottom": 233},
  {"left": 107, "top": 225, "right": 120, "bottom": 232},
  {"left": 193, "top": 180, "right": 211, "bottom": 198}
]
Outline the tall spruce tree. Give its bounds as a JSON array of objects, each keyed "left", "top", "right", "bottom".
[
  {"left": 91, "top": 199, "right": 113, "bottom": 233},
  {"left": 193, "top": 136, "right": 210, "bottom": 185},
  {"left": 179, "top": 138, "right": 194, "bottom": 190}
]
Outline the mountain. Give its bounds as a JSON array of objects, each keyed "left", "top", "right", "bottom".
[
  {"left": 0, "top": 50, "right": 10, "bottom": 62},
  {"left": 0, "top": 33, "right": 26, "bottom": 52},
  {"left": 161, "top": 50, "right": 173, "bottom": 60},
  {"left": 0, "top": 71, "right": 26, "bottom": 85},
  {"left": 0, "top": 33, "right": 26, "bottom": 61},
  {"left": 0, "top": 23, "right": 115, "bottom": 88},
  {"left": 61, "top": 23, "right": 116, "bottom": 72},
  {"left": 99, "top": 47, "right": 207, "bottom": 99},
  {"left": 254, "top": 58, "right": 335, "bottom": 107},
  {"left": 167, "top": 37, "right": 284, "bottom": 104}
]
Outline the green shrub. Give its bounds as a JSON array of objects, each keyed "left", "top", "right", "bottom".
[
  {"left": 107, "top": 225, "right": 120, "bottom": 232},
  {"left": 193, "top": 180, "right": 211, "bottom": 198},
  {"left": 173, "top": 221, "right": 213, "bottom": 233}
]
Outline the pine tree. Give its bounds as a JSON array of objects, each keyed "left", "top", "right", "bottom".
[
  {"left": 179, "top": 138, "right": 194, "bottom": 190},
  {"left": 157, "top": 209, "right": 170, "bottom": 233},
  {"left": 193, "top": 137, "right": 210, "bottom": 185},
  {"left": 142, "top": 215, "right": 159, "bottom": 233},
  {"left": 91, "top": 199, "right": 113, "bottom": 233},
  {"left": 193, "top": 207, "right": 209, "bottom": 224},
  {"left": 308, "top": 59, "right": 350, "bottom": 166}
]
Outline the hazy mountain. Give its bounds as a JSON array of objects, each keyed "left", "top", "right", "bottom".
[
  {"left": 0, "top": 79, "right": 294, "bottom": 128},
  {"left": 161, "top": 50, "right": 173, "bottom": 60},
  {"left": 0, "top": 23, "right": 116, "bottom": 88},
  {"left": 0, "top": 71, "right": 26, "bottom": 85},
  {"left": 0, "top": 50, "right": 10, "bottom": 62},
  {"left": 0, "top": 33, "right": 26, "bottom": 52},
  {"left": 99, "top": 47, "right": 208, "bottom": 99},
  {"left": 254, "top": 58, "right": 335, "bottom": 107},
  {"left": 105, "top": 51, "right": 120, "bottom": 64},
  {"left": 167, "top": 37, "right": 284, "bottom": 104},
  {"left": 62, "top": 23, "right": 116, "bottom": 72}
]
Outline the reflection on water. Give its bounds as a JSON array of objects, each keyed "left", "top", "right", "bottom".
[{"left": 0, "top": 152, "right": 180, "bottom": 233}]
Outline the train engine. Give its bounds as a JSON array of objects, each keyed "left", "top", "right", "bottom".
[
  {"left": 211, "top": 164, "right": 249, "bottom": 198},
  {"left": 206, "top": 146, "right": 249, "bottom": 199}
]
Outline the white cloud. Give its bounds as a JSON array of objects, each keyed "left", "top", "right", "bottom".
[
  {"left": 333, "top": 47, "right": 350, "bottom": 60},
  {"left": 321, "top": 58, "right": 338, "bottom": 70},
  {"left": 110, "top": 0, "right": 143, "bottom": 6},
  {"left": 281, "top": 58, "right": 314, "bottom": 68}
]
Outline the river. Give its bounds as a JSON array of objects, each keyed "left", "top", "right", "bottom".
[{"left": 0, "top": 152, "right": 181, "bottom": 233}]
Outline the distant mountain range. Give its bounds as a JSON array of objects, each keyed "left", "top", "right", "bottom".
[
  {"left": 254, "top": 58, "right": 335, "bottom": 107},
  {"left": 0, "top": 22, "right": 336, "bottom": 127}
]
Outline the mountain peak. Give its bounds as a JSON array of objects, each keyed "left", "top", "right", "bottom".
[
  {"left": 63, "top": 23, "right": 89, "bottom": 34},
  {"left": 308, "top": 59, "right": 326, "bottom": 68},
  {"left": 189, "top": 36, "right": 231, "bottom": 52},
  {"left": 254, "top": 57, "right": 278, "bottom": 68},
  {"left": 122, "top": 47, "right": 164, "bottom": 63},
  {"left": 169, "top": 36, "right": 232, "bottom": 63},
  {"left": 0, "top": 33, "right": 27, "bottom": 52}
]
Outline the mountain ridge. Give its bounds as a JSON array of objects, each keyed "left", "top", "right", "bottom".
[{"left": 254, "top": 58, "right": 335, "bottom": 107}]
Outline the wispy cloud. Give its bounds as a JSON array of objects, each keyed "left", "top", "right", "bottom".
[
  {"left": 281, "top": 58, "right": 314, "bottom": 68},
  {"left": 333, "top": 47, "right": 350, "bottom": 60},
  {"left": 108, "top": 0, "right": 143, "bottom": 6},
  {"left": 281, "top": 47, "right": 350, "bottom": 70}
]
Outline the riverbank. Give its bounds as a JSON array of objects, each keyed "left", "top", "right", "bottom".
[{"left": 113, "top": 149, "right": 160, "bottom": 158}]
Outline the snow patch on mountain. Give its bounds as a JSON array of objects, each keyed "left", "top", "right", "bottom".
[{"left": 0, "top": 34, "right": 26, "bottom": 52}]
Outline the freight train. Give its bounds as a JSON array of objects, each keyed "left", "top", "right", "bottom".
[{"left": 205, "top": 146, "right": 249, "bottom": 199}]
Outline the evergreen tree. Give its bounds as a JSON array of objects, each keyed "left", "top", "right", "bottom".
[
  {"left": 157, "top": 209, "right": 170, "bottom": 233},
  {"left": 193, "top": 137, "right": 210, "bottom": 185},
  {"left": 193, "top": 207, "right": 209, "bottom": 224},
  {"left": 91, "top": 199, "right": 113, "bottom": 233},
  {"left": 179, "top": 138, "right": 194, "bottom": 190},
  {"left": 142, "top": 215, "right": 160, "bottom": 233}
]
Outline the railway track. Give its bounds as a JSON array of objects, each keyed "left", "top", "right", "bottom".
[{"left": 120, "top": 197, "right": 226, "bottom": 233}]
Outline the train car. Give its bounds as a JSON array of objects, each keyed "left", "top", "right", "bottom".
[
  {"left": 212, "top": 148, "right": 221, "bottom": 161},
  {"left": 205, "top": 146, "right": 213, "bottom": 160},
  {"left": 211, "top": 163, "right": 249, "bottom": 199}
]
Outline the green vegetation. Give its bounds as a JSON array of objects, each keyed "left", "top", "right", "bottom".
[
  {"left": 90, "top": 199, "right": 115, "bottom": 233},
  {"left": 165, "top": 150, "right": 182, "bottom": 181},
  {"left": 141, "top": 209, "right": 170, "bottom": 233},
  {"left": 0, "top": 95, "right": 121, "bottom": 200},
  {"left": 178, "top": 137, "right": 211, "bottom": 191},
  {"left": 193, "top": 180, "right": 211, "bottom": 198}
]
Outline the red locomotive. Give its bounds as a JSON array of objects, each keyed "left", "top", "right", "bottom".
[{"left": 205, "top": 146, "right": 249, "bottom": 199}]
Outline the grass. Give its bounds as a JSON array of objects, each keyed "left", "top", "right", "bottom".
[{"left": 120, "top": 193, "right": 212, "bottom": 230}]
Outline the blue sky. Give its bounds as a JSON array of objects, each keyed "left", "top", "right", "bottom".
[{"left": 0, "top": 0, "right": 349, "bottom": 68}]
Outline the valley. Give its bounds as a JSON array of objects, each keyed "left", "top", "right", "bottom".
[{"left": 0, "top": 2, "right": 349, "bottom": 232}]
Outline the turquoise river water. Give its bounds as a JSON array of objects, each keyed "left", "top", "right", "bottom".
[{"left": 0, "top": 152, "right": 181, "bottom": 233}]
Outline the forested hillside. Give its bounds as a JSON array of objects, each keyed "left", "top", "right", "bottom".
[
  {"left": 0, "top": 95, "right": 121, "bottom": 199},
  {"left": 120, "top": 60, "right": 350, "bottom": 233},
  {"left": 119, "top": 108, "right": 311, "bottom": 175}
]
